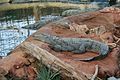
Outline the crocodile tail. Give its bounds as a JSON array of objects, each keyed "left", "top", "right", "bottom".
[{"left": 74, "top": 55, "right": 107, "bottom": 62}]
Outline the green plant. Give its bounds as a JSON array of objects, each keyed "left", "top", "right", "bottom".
[{"left": 37, "top": 65, "right": 60, "bottom": 80}]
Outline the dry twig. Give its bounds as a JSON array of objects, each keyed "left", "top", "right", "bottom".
[{"left": 91, "top": 65, "right": 99, "bottom": 80}]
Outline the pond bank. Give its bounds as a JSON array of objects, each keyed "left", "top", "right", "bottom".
[
  {"left": 0, "top": 0, "right": 9, "bottom": 3},
  {"left": 0, "top": 2, "right": 99, "bottom": 11}
]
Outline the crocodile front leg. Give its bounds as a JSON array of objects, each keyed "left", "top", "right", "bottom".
[{"left": 49, "top": 44, "right": 74, "bottom": 52}]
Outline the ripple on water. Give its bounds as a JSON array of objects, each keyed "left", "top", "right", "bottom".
[{"left": 0, "top": 29, "right": 36, "bottom": 56}]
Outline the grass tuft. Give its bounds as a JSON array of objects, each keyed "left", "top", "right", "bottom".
[{"left": 37, "top": 63, "right": 60, "bottom": 80}]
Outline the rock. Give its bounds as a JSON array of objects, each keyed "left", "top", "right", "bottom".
[
  {"left": 69, "top": 23, "right": 89, "bottom": 34},
  {"left": 0, "top": 49, "right": 37, "bottom": 79},
  {"left": 9, "top": 66, "right": 36, "bottom": 80},
  {"left": 89, "top": 25, "right": 106, "bottom": 35},
  {"left": 99, "top": 32, "right": 115, "bottom": 43},
  {"left": 99, "top": 7, "right": 120, "bottom": 13},
  {"left": 67, "top": 7, "right": 120, "bottom": 38}
]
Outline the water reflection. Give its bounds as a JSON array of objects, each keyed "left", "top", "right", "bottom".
[
  {"left": 0, "top": 7, "right": 65, "bottom": 56},
  {"left": 0, "top": 30, "right": 35, "bottom": 56}
]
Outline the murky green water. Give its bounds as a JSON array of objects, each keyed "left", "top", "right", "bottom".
[{"left": 0, "top": 7, "right": 66, "bottom": 56}]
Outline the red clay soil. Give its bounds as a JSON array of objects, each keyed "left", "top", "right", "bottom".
[{"left": 0, "top": 7, "right": 120, "bottom": 80}]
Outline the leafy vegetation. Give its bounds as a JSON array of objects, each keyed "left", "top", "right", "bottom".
[{"left": 37, "top": 64, "right": 60, "bottom": 80}]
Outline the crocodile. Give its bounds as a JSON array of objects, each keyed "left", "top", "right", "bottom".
[
  {"left": 53, "top": 18, "right": 71, "bottom": 28},
  {"left": 33, "top": 33, "right": 110, "bottom": 62}
]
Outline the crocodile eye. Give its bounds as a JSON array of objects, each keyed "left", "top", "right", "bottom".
[
  {"left": 85, "top": 30, "right": 89, "bottom": 34},
  {"left": 107, "top": 37, "right": 110, "bottom": 40}
]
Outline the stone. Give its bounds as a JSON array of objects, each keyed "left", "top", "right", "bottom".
[
  {"left": 89, "top": 25, "right": 106, "bottom": 35},
  {"left": 69, "top": 23, "right": 89, "bottom": 34},
  {"left": 9, "top": 66, "right": 36, "bottom": 80}
]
